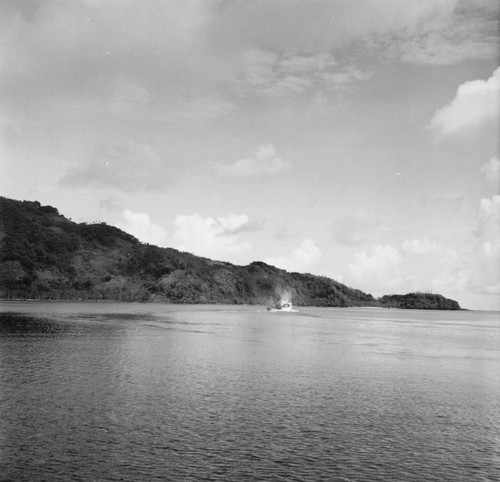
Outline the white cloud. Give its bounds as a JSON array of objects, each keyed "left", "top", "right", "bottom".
[
  {"left": 118, "top": 209, "right": 168, "bottom": 246},
  {"left": 280, "top": 52, "right": 338, "bottom": 73},
  {"left": 403, "top": 168, "right": 499, "bottom": 315},
  {"left": 172, "top": 213, "right": 252, "bottom": 261},
  {"left": 444, "top": 158, "right": 498, "bottom": 300},
  {"left": 265, "top": 239, "right": 322, "bottom": 273},
  {"left": 480, "top": 156, "right": 500, "bottom": 193},
  {"left": 344, "top": 208, "right": 500, "bottom": 305},
  {"left": 347, "top": 244, "right": 404, "bottom": 294},
  {"left": 213, "top": 144, "right": 290, "bottom": 178},
  {"left": 181, "top": 96, "right": 236, "bottom": 122},
  {"left": 472, "top": 162, "right": 500, "bottom": 295},
  {"left": 345, "top": 240, "right": 466, "bottom": 298},
  {"left": 471, "top": 195, "right": 500, "bottom": 296},
  {"left": 236, "top": 49, "right": 368, "bottom": 97},
  {"left": 430, "top": 67, "right": 500, "bottom": 139},
  {"left": 402, "top": 235, "right": 442, "bottom": 255},
  {"left": 478, "top": 195, "right": 500, "bottom": 244},
  {"left": 319, "top": 66, "right": 370, "bottom": 87}
]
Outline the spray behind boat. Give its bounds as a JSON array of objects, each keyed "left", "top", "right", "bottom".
[{"left": 266, "top": 286, "right": 295, "bottom": 311}]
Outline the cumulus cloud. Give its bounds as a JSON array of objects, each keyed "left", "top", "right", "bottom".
[
  {"left": 419, "top": 164, "right": 500, "bottom": 300},
  {"left": 213, "top": 144, "right": 290, "bottom": 178},
  {"left": 402, "top": 236, "right": 443, "bottom": 255},
  {"left": 117, "top": 209, "right": 168, "bottom": 246},
  {"left": 59, "top": 141, "right": 176, "bottom": 192},
  {"left": 471, "top": 195, "right": 500, "bottom": 295},
  {"left": 430, "top": 67, "right": 500, "bottom": 139},
  {"left": 265, "top": 239, "right": 322, "bottom": 273},
  {"left": 469, "top": 160, "right": 500, "bottom": 297},
  {"left": 480, "top": 156, "right": 500, "bottom": 193},
  {"left": 345, "top": 240, "right": 466, "bottom": 297},
  {"left": 172, "top": 213, "right": 252, "bottom": 261},
  {"left": 467, "top": 157, "right": 500, "bottom": 302},
  {"left": 345, "top": 181, "right": 500, "bottom": 303},
  {"left": 347, "top": 244, "right": 404, "bottom": 294},
  {"left": 477, "top": 196, "right": 500, "bottom": 247}
]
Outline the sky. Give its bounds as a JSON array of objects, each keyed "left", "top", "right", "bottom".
[{"left": 1, "top": 0, "right": 499, "bottom": 310}]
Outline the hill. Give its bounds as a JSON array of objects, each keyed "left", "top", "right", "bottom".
[
  {"left": 378, "top": 293, "right": 461, "bottom": 310},
  {"left": 0, "top": 196, "right": 461, "bottom": 309}
]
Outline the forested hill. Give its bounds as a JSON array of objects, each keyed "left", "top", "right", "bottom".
[
  {"left": 0, "top": 197, "right": 461, "bottom": 309},
  {"left": 378, "top": 293, "right": 461, "bottom": 310}
]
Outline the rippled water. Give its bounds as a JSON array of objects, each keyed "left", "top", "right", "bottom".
[{"left": 0, "top": 302, "right": 499, "bottom": 481}]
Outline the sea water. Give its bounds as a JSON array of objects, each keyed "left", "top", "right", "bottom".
[{"left": 0, "top": 302, "right": 499, "bottom": 481}]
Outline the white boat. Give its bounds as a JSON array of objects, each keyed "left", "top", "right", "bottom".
[
  {"left": 267, "top": 300, "right": 293, "bottom": 312},
  {"left": 279, "top": 301, "right": 293, "bottom": 312}
]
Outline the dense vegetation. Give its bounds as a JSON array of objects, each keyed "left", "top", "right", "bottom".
[
  {"left": 0, "top": 196, "right": 461, "bottom": 309},
  {"left": 378, "top": 293, "right": 461, "bottom": 310}
]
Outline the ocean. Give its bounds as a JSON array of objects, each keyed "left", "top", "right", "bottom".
[{"left": 0, "top": 302, "right": 499, "bottom": 481}]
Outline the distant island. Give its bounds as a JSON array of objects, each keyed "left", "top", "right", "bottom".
[{"left": 0, "top": 196, "right": 461, "bottom": 310}]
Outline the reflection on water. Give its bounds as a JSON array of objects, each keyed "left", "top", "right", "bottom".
[{"left": 0, "top": 302, "right": 499, "bottom": 481}]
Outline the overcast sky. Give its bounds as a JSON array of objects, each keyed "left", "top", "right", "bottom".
[{"left": 1, "top": 0, "right": 499, "bottom": 310}]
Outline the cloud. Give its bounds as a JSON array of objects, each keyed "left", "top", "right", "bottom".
[
  {"left": 362, "top": 0, "right": 499, "bottom": 65},
  {"left": 117, "top": 209, "right": 168, "bottom": 246},
  {"left": 1, "top": 1, "right": 497, "bottom": 114},
  {"left": 208, "top": 0, "right": 453, "bottom": 52},
  {"left": 265, "top": 239, "right": 322, "bottom": 273},
  {"left": 208, "top": 0, "right": 498, "bottom": 68},
  {"left": 468, "top": 162, "right": 500, "bottom": 297},
  {"left": 472, "top": 195, "right": 500, "bottom": 295},
  {"left": 213, "top": 144, "right": 290, "bottom": 178},
  {"left": 1, "top": 0, "right": 495, "bottom": 150},
  {"left": 345, "top": 188, "right": 500, "bottom": 302},
  {"left": 392, "top": 29, "right": 498, "bottom": 66},
  {"left": 477, "top": 196, "right": 500, "bottom": 245},
  {"left": 345, "top": 240, "right": 466, "bottom": 297},
  {"left": 181, "top": 96, "right": 236, "bottom": 122},
  {"left": 480, "top": 156, "right": 500, "bottom": 193},
  {"left": 0, "top": 0, "right": 229, "bottom": 132},
  {"left": 236, "top": 49, "right": 369, "bottom": 97},
  {"left": 402, "top": 236, "right": 443, "bottom": 255},
  {"left": 430, "top": 67, "right": 500, "bottom": 139},
  {"left": 172, "top": 213, "right": 252, "bottom": 261},
  {"left": 413, "top": 159, "right": 500, "bottom": 299},
  {"left": 347, "top": 244, "right": 404, "bottom": 294},
  {"left": 59, "top": 140, "right": 176, "bottom": 192}
]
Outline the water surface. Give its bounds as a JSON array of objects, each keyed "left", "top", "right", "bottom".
[{"left": 1, "top": 302, "right": 499, "bottom": 481}]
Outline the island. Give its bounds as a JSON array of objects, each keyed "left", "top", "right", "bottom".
[{"left": 0, "top": 196, "right": 461, "bottom": 309}]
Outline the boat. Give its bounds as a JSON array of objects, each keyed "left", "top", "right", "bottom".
[
  {"left": 278, "top": 301, "right": 293, "bottom": 312},
  {"left": 267, "top": 300, "right": 293, "bottom": 312}
]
